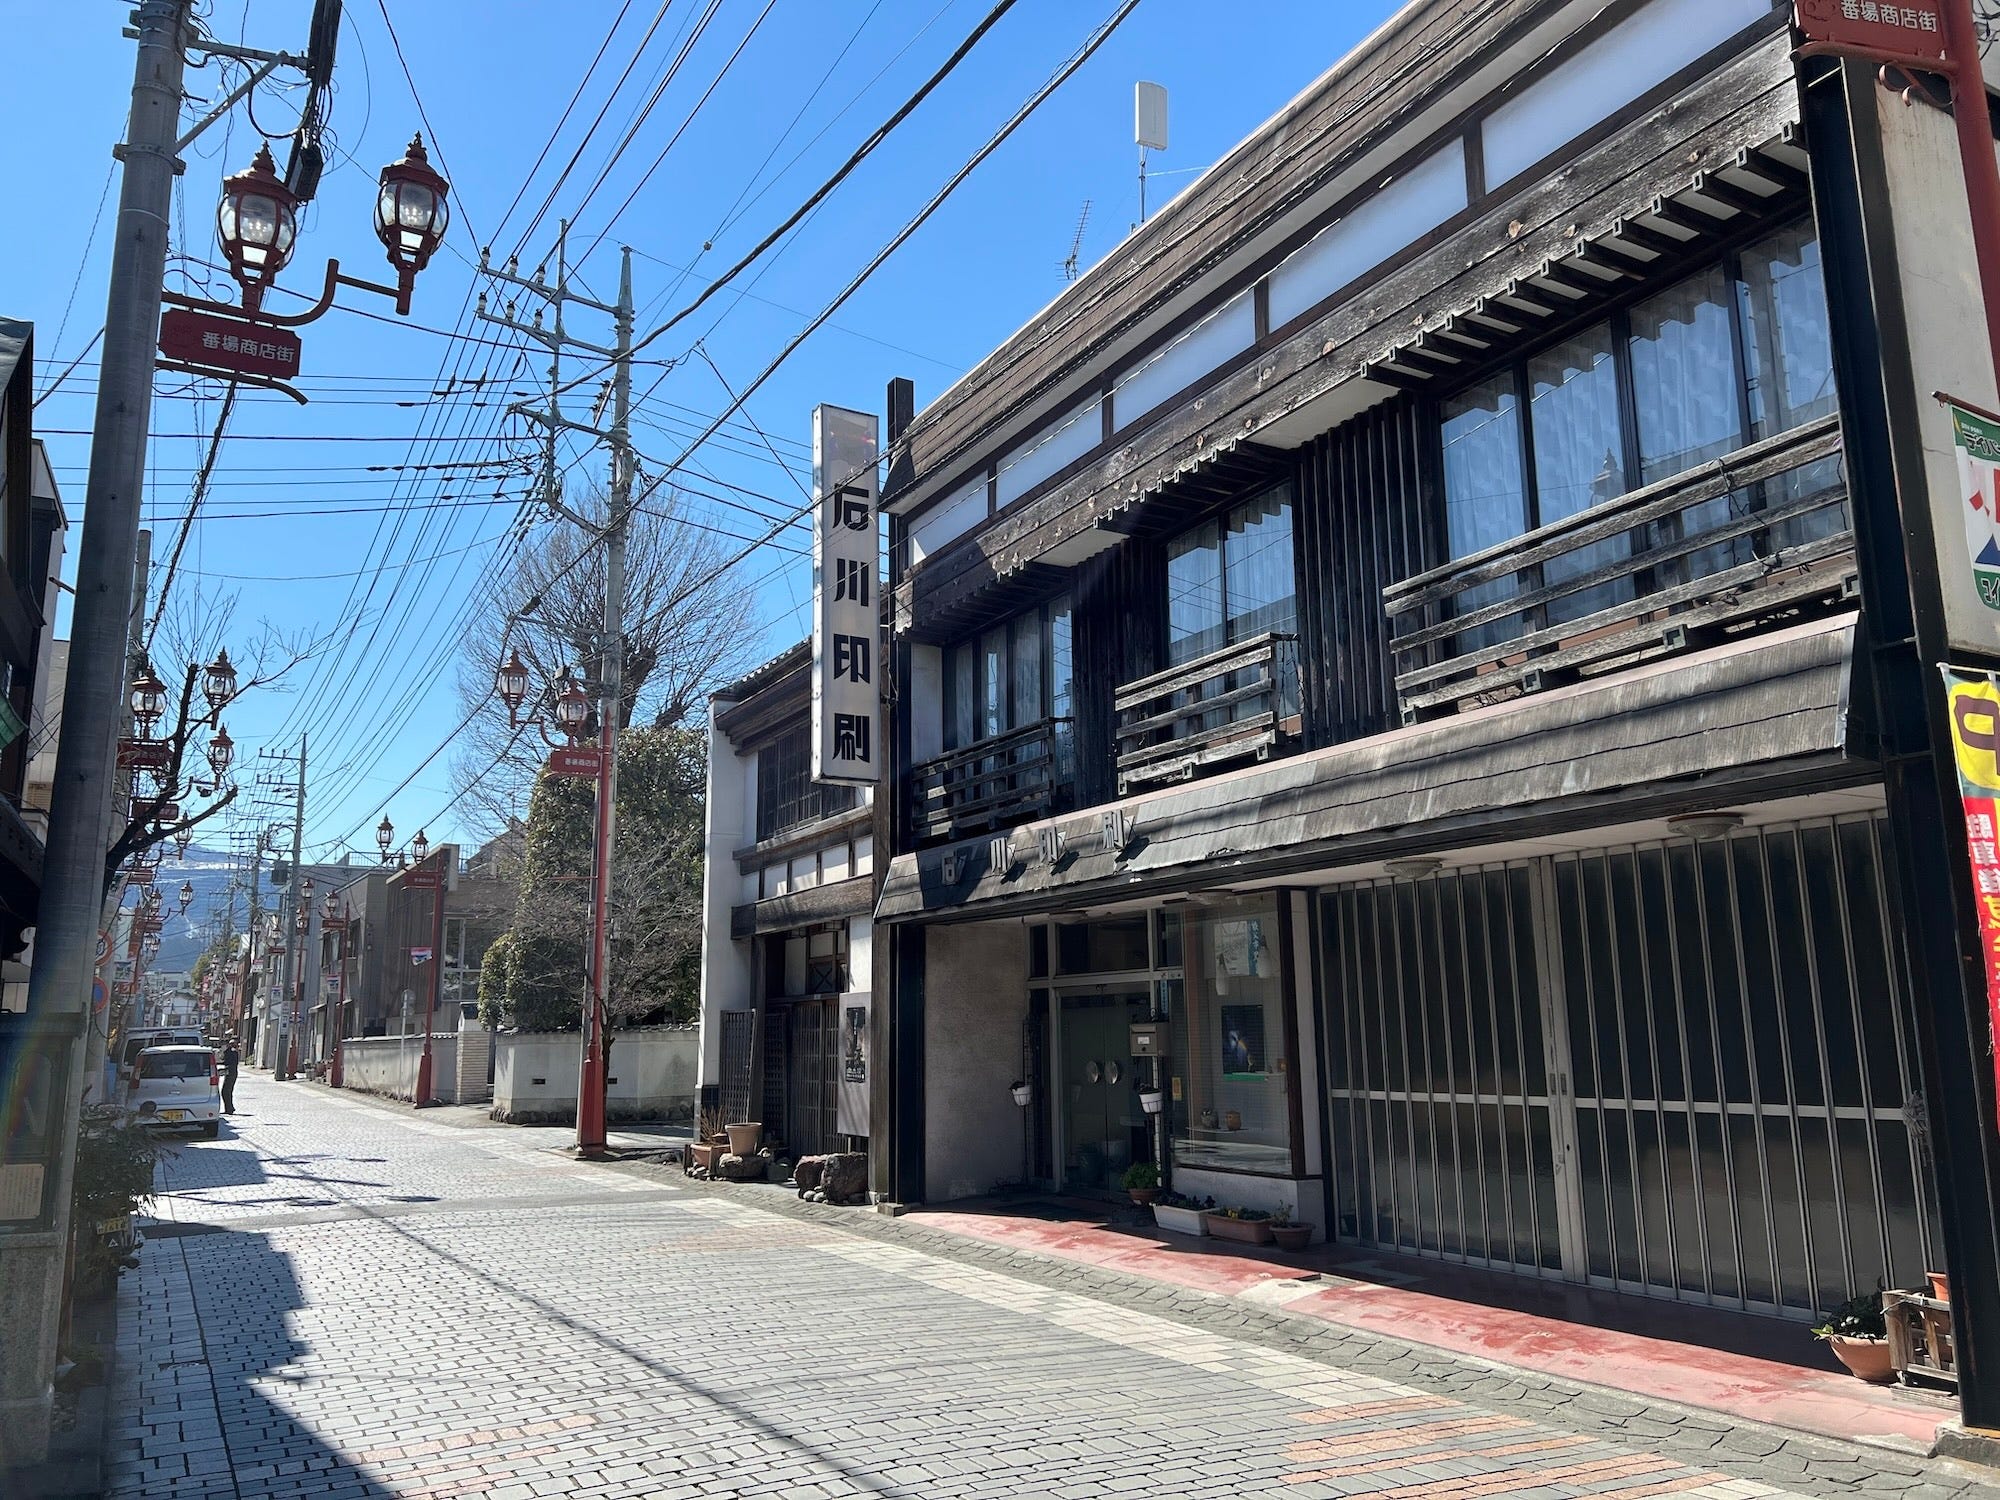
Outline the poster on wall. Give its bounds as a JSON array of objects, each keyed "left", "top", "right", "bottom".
[
  {"left": 1946, "top": 399, "right": 2000, "bottom": 611},
  {"left": 836, "top": 991, "right": 871, "bottom": 1137},
  {"left": 1938, "top": 665, "right": 2000, "bottom": 1120},
  {"left": 1220, "top": 1004, "right": 1266, "bottom": 1077}
]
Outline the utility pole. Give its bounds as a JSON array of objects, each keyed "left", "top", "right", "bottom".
[
  {"left": 0, "top": 1, "right": 187, "bottom": 1461},
  {"left": 262, "top": 738, "right": 306, "bottom": 1079},
  {"left": 477, "top": 228, "right": 633, "bottom": 1156}
]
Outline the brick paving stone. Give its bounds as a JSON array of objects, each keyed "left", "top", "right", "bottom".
[{"left": 95, "top": 1075, "right": 2000, "bottom": 1500}]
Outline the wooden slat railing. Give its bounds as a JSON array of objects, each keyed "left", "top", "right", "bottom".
[
  {"left": 1382, "top": 415, "right": 1855, "bottom": 719},
  {"left": 1115, "top": 632, "right": 1299, "bottom": 794},
  {"left": 910, "top": 717, "right": 1071, "bottom": 845}
]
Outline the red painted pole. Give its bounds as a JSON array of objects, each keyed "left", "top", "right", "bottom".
[
  {"left": 413, "top": 852, "right": 446, "bottom": 1107},
  {"left": 577, "top": 721, "right": 613, "bottom": 1155},
  {"left": 1943, "top": 0, "right": 2000, "bottom": 385}
]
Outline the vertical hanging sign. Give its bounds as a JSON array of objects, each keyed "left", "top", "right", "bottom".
[
  {"left": 1940, "top": 665, "right": 2000, "bottom": 1120},
  {"left": 812, "top": 404, "right": 880, "bottom": 786}
]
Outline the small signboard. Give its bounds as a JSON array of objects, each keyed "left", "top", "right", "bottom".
[
  {"left": 116, "top": 738, "right": 171, "bottom": 772},
  {"left": 544, "top": 745, "right": 602, "bottom": 779},
  {"left": 1794, "top": 0, "right": 1946, "bottom": 65},
  {"left": 409, "top": 946, "right": 432, "bottom": 965},
  {"left": 836, "top": 992, "right": 870, "bottom": 1137},
  {"left": 159, "top": 309, "right": 304, "bottom": 379}
]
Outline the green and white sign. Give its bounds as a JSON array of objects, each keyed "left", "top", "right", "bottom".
[{"left": 1950, "top": 400, "right": 2000, "bottom": 611}]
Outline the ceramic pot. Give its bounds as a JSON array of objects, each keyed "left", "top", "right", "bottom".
[
  {"left": 1223, "top": 1110, "right": 1243, "bottom": 1131},
  {"left": 724, "top": 1122, "right": 762, "bottom": 1156},
  {"left": 1928, "top": 1271, "right": 1951, "bottom": 1303},
  {"left": 1128, "top": 1187, "right": 1160, "bottom": 1207},
  {"left": 1270, "top": 1224, "right": 1313, "bottom": 1251},
  {"left": 1203, "top": 1212, "right": 1274, "bottom": 1245},
  {"left": 1825, "top": 1335, "right": 1895, "bottom": 1384},
  {"left": 1152, "top": 1203, "right": 1207, "bottom": 1236}
]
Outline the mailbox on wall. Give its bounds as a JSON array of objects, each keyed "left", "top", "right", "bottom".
[{"left": 1128, "top": 1021, "right": 1168, "bottom": 1057}]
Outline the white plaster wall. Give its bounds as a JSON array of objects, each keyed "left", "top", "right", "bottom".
[
  {"left": 924, "top": 922, "right": 1028, "bottom": 1201},
  {"left": 697, "top": 706, "right": 754, "bottom": 1087},
  {"left": 493, "top": 1029, "right": 696, "bottom": 1121},
  {"left": 340, "top": 1033, "right": 460, "bottom": 1103}
]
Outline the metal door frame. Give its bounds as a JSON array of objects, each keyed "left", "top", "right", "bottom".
[{"left": 1049, "top": 978, "right": 1151, "bottom": 1196}]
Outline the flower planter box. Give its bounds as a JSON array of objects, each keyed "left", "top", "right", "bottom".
[
  {"left": 1203, "top": 1212, "right": 1274, "bottom": 1245},
  {"left": 686, "top": 1141, "right": 728, "bottom": 1173},
  {"left": 1152, "top": 1203, "right": 1208, "bottom": 1236}
]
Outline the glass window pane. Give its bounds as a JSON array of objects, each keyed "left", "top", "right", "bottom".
[
  {"left": 1738, "top": 224, "right": 1835, "bottom": 437},
  {"left": 1049, "top": 595, "right": 1074, "bottom": 785},
  {"left": 946, "top": 642, "right": 975, "bottom": 751},
  {"left": 1442, "top": 376, "right": 1528, "bottom": 648},
  {"left": 1166, "top": 519, "right": 1224, "bottom": 664},
  {"left": 1529, "top": 326, "right": 1633, "bottom": 625},
  {"left": 1171, "top": 896, "right": 1293, "bottom": 1173},
  {"left": 979, "top": 627, "right": 1006, "bottom": 739},
  {"left": 1223, "top": 487, "right": 1296, "bottom": 641},
  {"left": 1010, "top": 611, "right": 1043, "bottom": 728},
  {"left": 1630, "top": 266, "right": 1743, "bottom": 482}
]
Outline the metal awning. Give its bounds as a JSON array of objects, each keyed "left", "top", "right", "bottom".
[{"left": 878, "top": 611, "right": 1862, "bottom": 923}]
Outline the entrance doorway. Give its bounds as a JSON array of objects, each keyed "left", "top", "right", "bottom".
[{"left": 1056, "top": 989, "right": 1151, "bottom": 1194}]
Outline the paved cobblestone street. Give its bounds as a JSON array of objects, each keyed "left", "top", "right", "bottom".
[{"left": 104, "top": 1077, "right": 2000, "bottom": 1499}]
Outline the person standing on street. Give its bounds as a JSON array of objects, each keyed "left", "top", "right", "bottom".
[{"left": 221, "top": 1036, "right": 240, "bottom": 1115}]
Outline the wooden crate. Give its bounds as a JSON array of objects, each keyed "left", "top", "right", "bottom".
[{"left": 1883, "top": 1290, "right": 1956, "bottom": 1388}]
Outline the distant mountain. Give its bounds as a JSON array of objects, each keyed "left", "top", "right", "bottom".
[{"left": 128, "top": 845, "right": 371, "bottom": 973}]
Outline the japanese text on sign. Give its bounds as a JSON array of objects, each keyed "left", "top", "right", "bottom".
[
  {"left": 1794, "top": 0, "right": 1947, "bottom": 64},
  {"left": 1940, "top": 666, "right": 2000, "bottom": 1127},
  {"left": 812, "top": 405, "right": 881, "bottom": 787}
]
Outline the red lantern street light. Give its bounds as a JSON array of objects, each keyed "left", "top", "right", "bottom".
[
  {"left": 553, "top": 670, "right": 591, "bottom": 741},
  {"left": 178, "top": 880, "right": 194, "bottom": 914},
  {"left": 173, "top": 828, "right": 192, "bottom": 861},
  {"left": 495, "top": 649, "right": 530, "bottom": 723},
  {"left": 130, "top": 666, "right": 167, "bottom": 734},
  {"left": 374, "top": 136, "right": 451, "bottom": 316},
  {"left": 323, "top": 889, "right": 341, "bottom": 924},
  {"left": 203, "top": 649, "right": 239, "bottom": 712},
  {"left": 207, "top": 724, "right": 234, "bottom": 780},
  {"left": 411, "top": 829, "right": 430, "bottom": 864},
  {"left": 216, "top": 144, "right": 299, "bottom": 314},
  {"left": 376, "top": 816, "right": 395, "bottom": 862}
]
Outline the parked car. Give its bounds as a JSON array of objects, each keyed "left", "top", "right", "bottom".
[
  {"left": 118, "top": 1028, "right": 202, "bottom": 1098},
  {"left": 129, "top": 1046, "right": 222, "bottom": 1137}
]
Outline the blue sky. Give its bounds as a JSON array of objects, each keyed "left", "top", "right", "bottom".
[{"left": 7, "top": 0, "right": 1389, "bottom": 872}]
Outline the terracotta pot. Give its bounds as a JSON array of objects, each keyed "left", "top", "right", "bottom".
[
  {"left": 724, "top": 1122, "right": 762, "bottom": 1156},
  {"left": 1203, "top": 1212, "right": 1274, "bottom": 1245},
  {"left": 1127, "top": 1187, "right": 1160, "bottom": 1207},
  {"left": 1928, "top": 1271, "right": 1951, "bottom": 1303},
  {"left": 1270, "top": 1223, "right": 1313, "bottom": 1251},
  {"left": 1825, "top": 1335, "right": 1895, "bottom": 1384},
  {"left": 687, "top": 1142, "right": 726, "bottom": 1173}
]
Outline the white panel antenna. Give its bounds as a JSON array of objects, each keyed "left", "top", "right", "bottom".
[{"left": 1135, "top": 81, "right": 1168, "bottom": 225}]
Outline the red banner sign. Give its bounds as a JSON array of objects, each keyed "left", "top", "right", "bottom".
[
  {"left": 159, "top": 309, "right": 304, "bottom": 379},
  {"left": 544, "top": 746, "right": 602, "bottom": 780},
  {"left": 1795, "top": 0, "right": 1947, "bottom": 65},
  {"left": 116, "top": 738, "right": 171, "bottom": 772},
  {"left": 1943, "top": 667, "right": 2000, "bottom": 1122}
]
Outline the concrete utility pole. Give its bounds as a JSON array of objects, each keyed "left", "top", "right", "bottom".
[
  {"left": 478, "top": 229, "right": 634, "bottom": 1156},
  {"left": 265, "top": 738, "right": 306, "bottom": 1079},
  {"left": 0, "top": 1, "right": 188, "bottom": 1462}
]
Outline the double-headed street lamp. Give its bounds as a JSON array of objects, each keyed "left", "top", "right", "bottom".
[
  {"left": 322, "top": 887, "right": 351, "bottom": 1089},
  {"left": 493, "top": 648, "right": 611, "bottom": 1153}
]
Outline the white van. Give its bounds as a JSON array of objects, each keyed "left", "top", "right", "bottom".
[
  {"left": 119, "top": 1028, "right": 202, "bottom": 1096},
  {"left": 129, "top": 1046, "right": 222, "bottom": 1137}
]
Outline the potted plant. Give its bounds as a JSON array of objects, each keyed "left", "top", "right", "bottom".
[
  {"left": 1268, "top": 1213, "right": 1312, "bottom": 1251},
  {"left": 1138, "top": 1087, "right": 1164, "bottom": 1115},
  {"left": 1151, "top": 1191, "right": 1211, "bottom": 1236},
  {"left": 1203, "top": 1205, "right": 1275, "bottom": 1245},
  {"left": 724, "top": 1121, "right": 763, "bottom": 1156},
  {"left": 1813, "top": 1291, "right": 1893, "bottom": 1383},
  {"left": 1122, "top": 1161, "right": 1161, "bottom": 1206},
  {"left": 1009, "top": 1079, "right": 1032, "bottom": 1107}
]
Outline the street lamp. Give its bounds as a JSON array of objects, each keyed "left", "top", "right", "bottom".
[
  {"left": 178, "top": 880, "right": 193, "bottom": 914},
  {"left": 129, "top": 665, "right": 167, "bottom": 735},
  {"left": 323, "top": 889, "right": 341, "bottom": 925},
  {"left": 376, "top": 815, "right": 395, "bottom": 862},
  {"left": 554, "top": 671, "right": 591, "bottom": 740},
  {"left": 203, "top": 649, "right": 239, "bottom": 712},
  {"left": 495, "top": 649, "right": 530, "bottom": 723},
  {"left": 411, "top": 829, "right": 429, "bottom": 864},
  {"left": 207, "top": 724, "right": 234, "bottom": 780},
  {"left": 375, "top": 135, "right": 451, "bottom": 313},
  {"left": 216, "top": 144, "right": 299, "bottom": 315}
]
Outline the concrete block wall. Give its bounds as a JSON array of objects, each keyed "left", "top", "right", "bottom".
[
  {"left": 339, "top": 1034, "right": 461, "bottom": 1103},
  {"left": 490, "top": 1026, "right": 697, "bottom": 1125}
]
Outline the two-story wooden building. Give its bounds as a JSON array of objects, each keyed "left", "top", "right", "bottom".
[{"left": 865, "top": 0, "right": 2000, "bottom": 1407}]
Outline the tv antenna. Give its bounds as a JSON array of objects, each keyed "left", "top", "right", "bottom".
[
  {"left": 1135, "top": 80, "right": 1169, "bottom": 225},
  {"left": 1062, "top": 200, "right": 1092, "bottom": 281}
]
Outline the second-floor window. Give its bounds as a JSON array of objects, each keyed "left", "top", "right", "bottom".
[
  {"left": 1439, "top": 220, "right": 1838, "bottom": 634},
  {"left": 756, "top": 726, "right": 859, "bottom": 841},
  {"left": 1165, "top": 485, "right": 1297, "bottom": 665},
  {"left": 943, "top": 596, "right": 1074, "bottom": 752}
]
